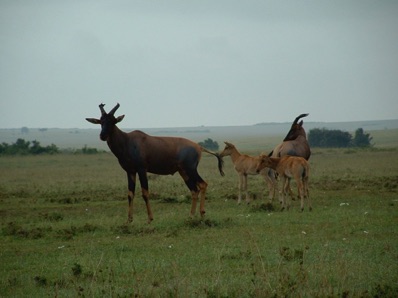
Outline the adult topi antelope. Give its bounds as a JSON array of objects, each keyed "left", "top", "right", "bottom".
[
  {"left": 257, "top": 155, "right": 311, "bottom": 212},
  {"left": 268, "top": 113, "right": 311, "bottom": 199},
  {"left": 269, "top": 113, "right": 311, "bottom": 160},
  {"left": 86, "top": 103, "right": 224, "bottom": 223},
  {"left": 219, "top": 142, "right": 276, "bottom": 204}
]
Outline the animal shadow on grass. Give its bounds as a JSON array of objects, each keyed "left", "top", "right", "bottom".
[
  {"left": 184, "top": 217, "right": 234, "bottom": 229},
  {"left": 250, "top": 202, "right": 275, "bottom": 212},
  {"left": 2, "top": 222, "right": 49, "bottom": 239},
  {"left": 184, "top": 218, "right": 220, "bottom": 228},
  {"left": 112, "top": 224, "right": 156, "bottom": 236}
]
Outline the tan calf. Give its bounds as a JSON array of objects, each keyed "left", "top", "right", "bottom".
[
  {"left": 257, "top": 155, "right": 311, "bottom": 211},
  {"left": 220, "top": 142, "right": 276, "bottom": 204}
]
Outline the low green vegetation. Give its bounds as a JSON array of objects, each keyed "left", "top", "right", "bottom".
[
  {"left": 0, "top": 139, "right": 102, "bottom": 155},
  {"left": 0, "top": 145, "right": 397, "bottom": 297},
  {"left": 308, "top": 127, "right": 373, "bottom": 148},
  {"left": 198, "top": 138, "right": 220, "bottom": 151},
  {"left": 0, "top": 138, "right": 59, "bottom": 155}
]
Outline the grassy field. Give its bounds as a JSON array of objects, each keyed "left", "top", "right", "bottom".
[{"left": 1, "top": 145, "right": 397, "bottom": 297}]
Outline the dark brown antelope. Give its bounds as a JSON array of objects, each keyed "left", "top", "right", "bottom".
[
  {"left": 268, "top": 113, "right": 311, "bottom": 200},
  {"left": 269, "top": 113, "right": 311, "bottom": 160},
  {"left": 219, "top": 142, "right": 276, "bottom": 204},
  {"left": 257, "top": 155, "right": 311, "bottom": 212},
  {"left": 86, "top": 103, "right": 224, "bottom": 223}
]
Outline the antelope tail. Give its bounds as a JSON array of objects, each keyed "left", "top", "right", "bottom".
[{"left": 201, "top": 147, "right": 225, "bottom": 176}]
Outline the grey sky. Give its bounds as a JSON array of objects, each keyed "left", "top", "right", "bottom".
[{"left": 1, "top": 1, "right": 397, "bottom": 129}]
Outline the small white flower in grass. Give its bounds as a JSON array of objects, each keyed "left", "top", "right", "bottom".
[
  {"left": 363, "top": 231, "right": 369, "bottom": 234},
  {"left": 116, "top": 236, "right": 120, "bottom": 239},
  {"left": 342, "top": 238, "right": 347, "bottom": 241},
  {"left": 301, "top": 231, "right": 307, "bottom": 235},
  {"left": 58, "top": 245, "right": 65, "bottom": 249},
  {"left": 168, "top": 245, "right": 173, "bottom": 249},
  {"left": 364, "top": 212, "right": 368, "bottom": 215}
]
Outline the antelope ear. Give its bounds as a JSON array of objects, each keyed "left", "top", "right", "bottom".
[
  {"left": 116, "top": 115, "right": 125, "bottom": 123},
  {"left": 86, "top": 118, "right": 101, "bottom": 124}
]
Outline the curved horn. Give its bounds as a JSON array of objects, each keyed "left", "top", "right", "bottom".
[
  {"left": 109, "top": 103, "right": 120, "bottom": 115},
  {"left": 99, "top": 103, "right": 106, "bottom": 115},
  {"left": 293, "top": 113, "right": 309, "bottom": 125}
]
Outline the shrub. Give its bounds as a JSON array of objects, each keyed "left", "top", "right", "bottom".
[
  {"left": 198, "top": 138, "right": 219, "bottom": 151},
  {"left": 308, "top": 127, "right": 373, "bottom": 148},
  {"left": 0, "top": 139, "right": 59, "bottom": 155},
  {"left": 352, "top": 128, "right": 373, "bottom": 147}
]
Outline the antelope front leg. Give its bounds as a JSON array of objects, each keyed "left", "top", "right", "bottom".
[
  {"left": 138, "top": 171, "right": 154, "bottom": 224},
  {"left": 280, "top": 177, "right": 289, "bottom": 211},
  {"left": 127, "top": 173, "right": 136, "bottom": 223},
  {"left": 243, "top": 174, "right": 250, "bottom": 204},
  {"left": 284, "top": 179, "right": 292, "bottom": 210},
  {"left": 237, "top": 174, "right": 244, "bottom": 204},
  {"left": 262, "top": 168, "right": 276, "bottom": 202},
  {"left": 127, "top": 191, "right": 134, "bottom": 223},
  {"left": 142, "top": 188, "right": 154, "bottom": 223}
]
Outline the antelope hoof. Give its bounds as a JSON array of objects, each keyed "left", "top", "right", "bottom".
[{"left": 200, "top": 211, "right": 206, "bottom": 218}]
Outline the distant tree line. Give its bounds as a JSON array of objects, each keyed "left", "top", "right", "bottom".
[
  {"left": 198, "top": 138, "right": 220, "bottom": 151},
  {"left": 0, "top": 139, "right": 59, "bottom": 155},
  {"left": 0, "top": 139, "right": 105, "bottom": 156},
  {"left": 308, "top": 128, "right": 373, "bottom": 148},
  {"left": 76, "top": 145, "right": 100, "bottom": 154}
]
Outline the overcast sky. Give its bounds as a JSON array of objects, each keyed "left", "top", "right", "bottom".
[{"left": 1, "top": 1, "right": 397, "bottom": 129}]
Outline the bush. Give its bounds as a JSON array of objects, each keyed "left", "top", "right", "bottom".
[
  {"left": 198, "top": 138, "right": 219, "bottom": 151},
  {"left": 308, "top": 128, "right": 372, "bottom": 148},
  {"left": 308, "top": 128, "right": 352, "bottom": 148},
  {"left": 352, "top": 128, "right": 373, "bottom": 147},
  {"left": 81, "top": 145, "right": 99, "bottom": 154},
  {"left": 0, "top": 139, "right": 59, "bottom": 155}
]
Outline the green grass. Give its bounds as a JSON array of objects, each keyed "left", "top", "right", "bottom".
[{"left": 1, "top": 148, "right": 397, "bottom": 297}]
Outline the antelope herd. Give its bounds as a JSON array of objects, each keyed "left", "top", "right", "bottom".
[{"left": 87, "top": 103, "right": 312, "bottom": 223}]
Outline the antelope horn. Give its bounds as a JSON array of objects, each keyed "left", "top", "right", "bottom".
[
  {"left": 99, "top": 103, "right": 106, "bottom": 115},
  {"left": 293, "top": 113, "right": 309, "bottom": 125},
  {"left": 109, "top": 103, "right": 120, "bottom": 115}
]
